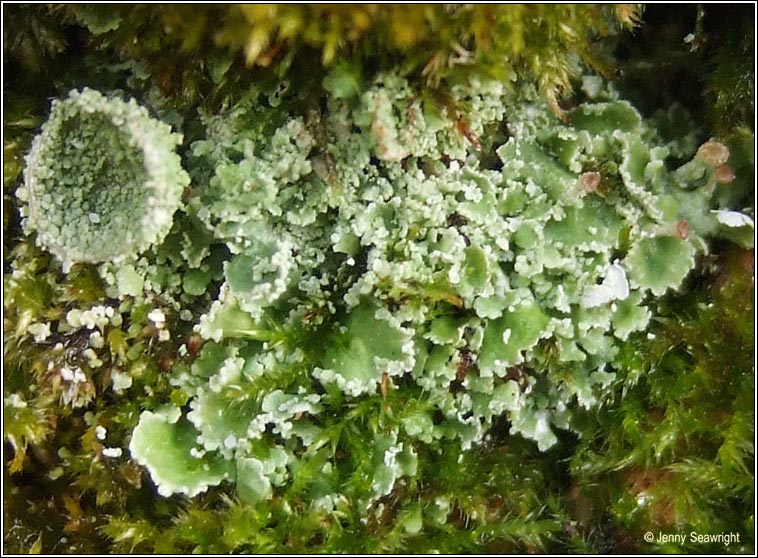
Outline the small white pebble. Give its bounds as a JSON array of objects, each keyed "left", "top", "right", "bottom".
[
  {"left": 95, "top": 425, "right": 107, "bottom": 440},
  {"left": 6, "top": 393, "right": 27, "bottom": 409},
  {"left": 111, "top": 370, "right": 133, "bottom": 392},
  {"left": 73, "top": 368, "right": 87, "bottom": 383},
  {"left": 83, "top": 348, "right": 103, "bottom": 368},
  {"left": 60, "top": 366, "right": 75, "bottom": 382},
  {"left": 89, "top": 331, "right": 105, "bottom": 349},
  {"left": 28, "top": 322, "right": 52, "bottom": 343},
  {"left": 148, "top": 308, "right": 166, "bottom": 326},
  {"left": 102, "top": 447, "right": 122, "bottom": 458}
]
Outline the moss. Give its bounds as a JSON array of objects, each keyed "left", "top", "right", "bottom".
[
  {"left": 614, "top": 4, "right": 754, "bottom": 136},
  {"left": 569, "top": 244, "right": 754, "bottom": 553},
  {"left": 6, "top": 4, "right": 644, "bottom": 112}
]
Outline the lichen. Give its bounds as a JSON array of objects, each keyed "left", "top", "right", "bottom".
[
  {"left": 18, "top": 88, "right": 188, "bottom": 266},
  {"left": 122, "top": 72, "right": 752, "bottom": 499}
]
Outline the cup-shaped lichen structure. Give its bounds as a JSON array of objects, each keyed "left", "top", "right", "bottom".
[{"left": 18, "top": 88, "right": 189, "bottom": 265}]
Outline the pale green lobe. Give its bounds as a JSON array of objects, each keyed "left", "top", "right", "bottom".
[
  {"left": 544, "top": 196, "right": 623, "bottom": 248},
  {"left": 473, "top": 295, "right": 508, "bottom": 319},
  {"left": 425, "top": 316, "right": 463, "bottom": 345},
  {"left": 191, "top": 341, "right": 230, "bottom": 378},
  {"left": 129, "top": 411, "right": 233, "bottom": 497},
  {"left": 497, "top": 140, "right": 575, "bottom": 202},
  {"left": 621, "top": 134, "right": 649, "bottom": 188},
  {"left": 422, "top": 344, "right": 457, "bottom": 381},
  {"left": 460, "top": 246, "right": 489, "bottom": 294},
  {"left": 318, "top": 301, "right": 409, "bottom": 395},
  {"left": 514, "top": 221, "right": 539, "bottom": 250},
  {"left": 199, "top": 299, "right": 276, "bottom": 341},
  {"left": 479, "top": 297, "right": 551, "bottom": 374},
  {"left": 226, "top": 253, "right": 258, "bottom": 293},
  {"left": 401, "top": 411, "right": 435, "bottom": 443},
  {"left": 657, "top": 195, "right": 680, "bottom": 222},
  {"left": 371, "top": 434, "right": 418, "bottom": 498},
  {"left": 570, "top": 101, "right": 641, "bottom": 135},
  {"left": 497, "top": 180, "right": 529, "bottom": 216},
  {"left": 224, "top": 236, "right": 295, "bottom": 318},
  {"left": 180, "top": 218, "right": 214, "bottom": 268},
  {"left": 459, "top": 167, "right": 499, "bottom": 213},
  {"left": 542, "top": 129, "right": 586, "bottom": 172},
  {"left": 183, "top": 268, "right": 213, "bottom": 296},
  {"left": 556, "top": 337, "right": 587, "bottom": 362},
  {"left": 578, "top": 326, "right": 615, "bottom": 357},
  {"left": 625, "top": 236, "right": 696, "bottom": 296},
  {"left": 560, "top": 365, "right": 615, "bottom": 410},
  {"left": 116, "top": 265, "right": 144, "bottom": 297},
  {"left": 611, "top": 291, "right": 652, "bottom": 340},
  {"left": 510, "top": 407, "right": 558, "bottom": 452},
  {"left": 235, "top": 457, "right": 272, "bottom": 503},
  {"left": 188, "top": 391, "right": 258, "bottom": 453},
  {"left": 488, "top": 381, "right": 521, "bottom": 414},
  {"left": 332, "top": 230, "right": 361, "bottom": 256}
]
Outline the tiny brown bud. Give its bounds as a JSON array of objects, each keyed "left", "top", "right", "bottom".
[
  {"left": 580, "top": 171, "right": 602, "bottom": 193},
  {"left": 186, "top": 334, "right": 203, "bottom": 356},
  {"left": 697, "top": 141, "right": 730, "bottom": 166},
  {"left": 676, "top": 219, "right": 691, "bottom": 240},
  {"left": 158, "top": 353, "right": 174, "bottom": 371},
  {"left": 714, "top": 164, "right": 736, "bottom": 184}
]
